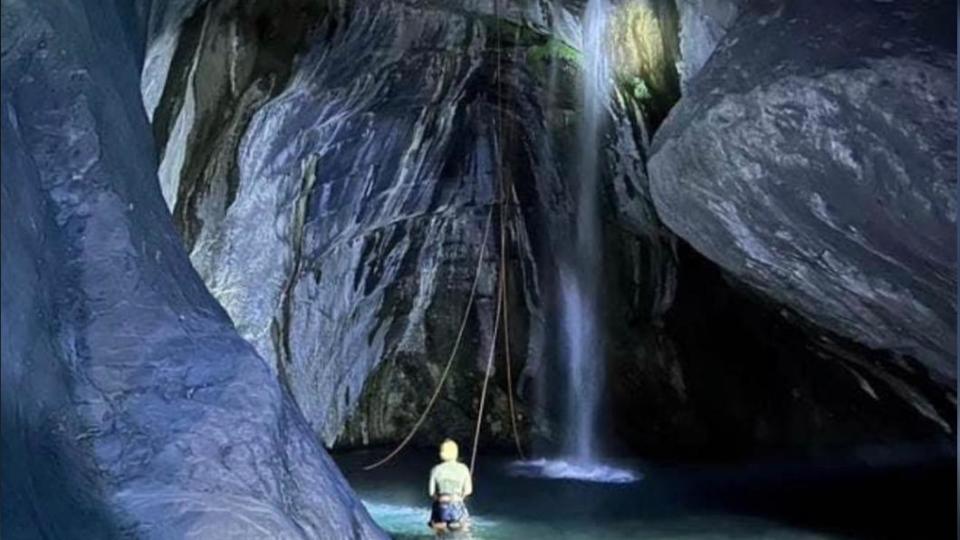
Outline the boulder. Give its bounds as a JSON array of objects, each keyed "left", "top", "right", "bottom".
[{"left": 649, "top": 0, "right": 957, "bottom": 383}]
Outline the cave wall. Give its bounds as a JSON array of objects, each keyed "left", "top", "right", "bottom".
[
  {"left": 145, "top": 0, "right": 956, "bottom": 461},
  {"left": 673, "top": 0, "right": 742, "bottom": 90},
  {"left": 613, "top": 0, "right": 957, "bottom": 457},
  {"left": 0, "top": 0, "right": 383, "bottom": 537},
  {"left": 2, "top": 3, "right": 954, "bottom": 538},
  {"left": 650, "top": 0, "right": 957, "bottom": 381},
  {"left": 146, "top": 0, "right": 680, "bottom": 450},
  {"left": 608, "top": 240, "right": 957, "bottom": 460},
  {"left": 583, "top": 0, "right": 956, "bottom": 459}
]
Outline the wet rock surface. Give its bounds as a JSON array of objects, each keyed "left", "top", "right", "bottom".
[
  {"left": 0, "top": 1, "right": 383, "bottom": 537},
  {"left": 3, "top": 1, "right": 955, "bottom": 537},
  {"left": 148, "top": 0, "right": 677, "bottom": 449},
  {"left": 673, "top": 0, "right": 742, "bottom": 90},
  {"left": 598, "top": 0, "right": 956, "bottom": 458},
  {"left": 148, "top": 0, "right": 957, "bottom": 461},
  {"left": 649, "top": 0, "right": 957, "bottom": 382}
]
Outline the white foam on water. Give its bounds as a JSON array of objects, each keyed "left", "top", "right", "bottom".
[{"left": 507, "top": 458, "right": 642, "bottom": 484}]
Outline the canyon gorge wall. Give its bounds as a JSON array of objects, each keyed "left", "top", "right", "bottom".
[
  {"left": 148, "top": 0, "right": 956, "bottom": 459},
  {"left": 1, "top": 0, "right": 383, "bottom": 537},
  {"left": 4, "top": 10, "right": 954, "bottom": 539},
  {"left": 145, "top": 0, "right": 679, "bottom": 450}
]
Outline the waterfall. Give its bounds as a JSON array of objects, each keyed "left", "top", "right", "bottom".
[
  {"left": 560, "top": 0, "right": 611, "bottom": 463},
  {"left": 576, "top": 0, "right": 612, "bottom": 267},
  {"left": 509, "top": 0, "right": 638, "bottom": 483}
]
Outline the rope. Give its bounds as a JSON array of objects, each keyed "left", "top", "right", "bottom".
[
  {"left": 498, "top": 20, "right": 526, "bottom": 462},
  {"left": 494, "top": 0, "right": 525, "bottom": 462},
  {"left": 500, "top": 209, "right": 526, "bottom": 460},
  {"left": 469, "top": 272, "right": 503, "bottom": 474},
  {"left": 365, "top": 0, "right": 529, "bottom": 473},
  {"left": 467, "top": 0, "right": 521, "bottom": 474},
  {"left": 362, "top": 207, "right": 494, "bottom": 471}
]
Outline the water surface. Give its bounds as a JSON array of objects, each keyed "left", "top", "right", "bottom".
[{"left": 336, "top": 449, "right": 955, "bottom": 539}]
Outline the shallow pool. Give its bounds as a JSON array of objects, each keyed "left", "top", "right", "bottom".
[{"left": 335, "top": 449, "right": 955, "bottom": 539}]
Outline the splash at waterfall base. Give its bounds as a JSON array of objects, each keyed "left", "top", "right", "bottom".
[{"left": 508, "top": 458, "right": 640, "bottom": 484}]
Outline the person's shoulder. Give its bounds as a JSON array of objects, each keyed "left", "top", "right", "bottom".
[{"left": 456, "top": 462, "right": 470, "bottom": 473}]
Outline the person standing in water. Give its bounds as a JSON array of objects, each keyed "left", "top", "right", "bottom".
[{"left": 428, "top": 439, "right": 473, "bottom": 533}]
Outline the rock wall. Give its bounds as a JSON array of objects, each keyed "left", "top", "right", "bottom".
[
  {"left": 0, "top": 0, "right": 383, "bottom": 537},
  {"left": 144, "top": 0, "right": 956, "bottom": 461},
  {"left": 636, "top": 0, "right": 957, "bottom": 454},
  {"left": 608, "top": 241, "right": 957, "bottom": 460},
  {"left": 650, "top": 0, "right": 957, "bottom": 382},
  {"left": 673, "top": 0, "right": 742, "bottom": 90},
  {"left": 147, "top": 0, "right": 679, "bottom": 450},
  {"left": 594, "top": 0, "right": 956, "bottom": 459}
]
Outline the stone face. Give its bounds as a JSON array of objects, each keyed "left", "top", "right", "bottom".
[
  {"left": 674, "top": 0, "right": 742, "bottom": 91},
  {"left": 148, "top": 0, "right": 677, "bottom": 449},
  {"left": 648, "top": 0, "right": 957, "bottom": 383},
  {"left": 141, "top": 0, "right": 955, "bottom": 463},
  {"left": 0, "top": 0, "right": 383, "bottom": 537},
  {"left": 141, "top": 0, "right": 205, "bottom": 121}
]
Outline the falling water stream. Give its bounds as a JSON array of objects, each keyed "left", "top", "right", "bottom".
[
  {"left": 505, "top": 0, "right": 639, "bottom": 484},
  {"left": 521, "top": 0, "right": 641, "bottom": 483},
  {"left": 564, "top": 0, "right": 609, "bottom": 464}
]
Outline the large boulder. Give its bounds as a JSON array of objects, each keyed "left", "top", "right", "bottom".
[
  {"left": 648, "top": 0, "right": 957, "bottom": 383},
  {"left": 0, "top": 0, "right": 383, "bottom": 537}
]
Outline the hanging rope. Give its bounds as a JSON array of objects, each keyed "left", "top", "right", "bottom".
[
  {"left": 363, "top": 207, "right": 494, "bottom": 471},
  {"left": 364, "top": 0, "right": 530, "bottom": 473},
  {"left": 472, "top": 0, "right": 526, "bottom": 470},
  {"left": 469, "top": 0, "right": 524, "bottom": 473},
  {"left": 500, "top": 216, "right": 525, "bottom": 460},
  {"left": 498, "top": 19, "right": 526, "bottom": 463},
  {"left": 469, "top": 272, "right": 503, "bottom": 474}
]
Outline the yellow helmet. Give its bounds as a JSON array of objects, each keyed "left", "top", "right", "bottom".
[{"left": 439, "top": 439, "right": 459, "bottom": 462}]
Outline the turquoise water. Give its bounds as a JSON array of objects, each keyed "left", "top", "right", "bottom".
[
  {"left": 358, "top": 499, "right": 821, "bottom": 540},
  {"left": 335, "top": 449, "right": 955, "bottom": 539}
]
